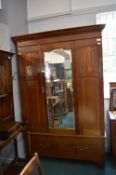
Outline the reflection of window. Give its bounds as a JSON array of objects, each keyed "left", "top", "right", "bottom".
[{"left": 96, "top": 11, "right": 116, "bottom": 98}]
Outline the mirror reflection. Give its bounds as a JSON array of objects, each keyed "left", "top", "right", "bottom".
[{"left": 44, "top": 49, "right": 75, "bottom": 129}]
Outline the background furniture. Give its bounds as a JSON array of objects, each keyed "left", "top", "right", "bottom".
[
  {"left": 0, "top": 50, "right": 24, "bottom": 174},
  {"left": 109, "top": 82, "right": 116, "bottom": 166},
  {"left": 12, "top": 24, "right": 105, "bottom": 167},
  {"left": 110, "top": 82, "right": 116, "bottom": 111},
  {"left": 109, "top": 111, "right": 116, "bottom": 166},
  {"left": 0, "top": 50, "right": 14, "bottom": 121}
]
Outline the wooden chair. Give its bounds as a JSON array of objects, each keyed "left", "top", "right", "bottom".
[{"left": 19, "top": 153, "right": 43, "bottom": 175}]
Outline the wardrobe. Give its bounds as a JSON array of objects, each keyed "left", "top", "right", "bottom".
[{"left": 12, "top": 24, "right": 105, "bottom": 167}]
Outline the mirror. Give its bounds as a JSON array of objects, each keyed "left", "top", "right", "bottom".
[{"left": 44, "top": 49, "right": 75, "bottom": 129}]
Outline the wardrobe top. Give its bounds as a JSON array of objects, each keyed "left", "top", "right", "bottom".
[{"left": 12, "top": 24, "right": 105, "bottom": 43}]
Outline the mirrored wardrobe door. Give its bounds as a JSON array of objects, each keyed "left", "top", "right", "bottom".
[{"left": 41, "top": 43, "right": 76, "bottom": 129}]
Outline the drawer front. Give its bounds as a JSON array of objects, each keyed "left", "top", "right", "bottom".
[{"left": 26, "top": 133, "right": 104, "bottom": 164}]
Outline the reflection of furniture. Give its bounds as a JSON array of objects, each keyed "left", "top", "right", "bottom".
[
  {"left": 19, "top": 152, "right": 43, "bottom": 175},
  {"left": 46, "top": 81, "right": 53, "bottom": 96},
  {"left": 53, "top": 80, "right": 68, "bottom": 117},
  {"left": 47, "top": 95, "right": 61, "bottom": 127},
  {"left": 109, "top": 82, "right": 116, "bottom": 166},
  {"left": 46, "top": 79, "right": 68, "bottom": 125},
  {"left": 12, "top": 24, "right": 105, "bottom": 167}
]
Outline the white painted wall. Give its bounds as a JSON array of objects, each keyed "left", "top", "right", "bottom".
[
  {"left": 28, "top": 12, "right": 96, "bottom": 33},
  {"left": 0, "top": 0, "right": 1, "bottom": 9},
  {"left": 27, "top": 0, "right": 71, "bottom": 19},
  {"left": 0, "top": 23, "right": 10, "bottom": 50},
  {"left": 27, "top": 0, "right": 116, "bottom": 19},
  {"left": 27, "top": 0, "right": 116, "bottom": 33},
  {"left": 71, "top": 0, "right": 116, "bottom": 10}
]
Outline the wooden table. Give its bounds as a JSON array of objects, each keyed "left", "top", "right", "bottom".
[{"left": 0, "top": 122, "right": 25, "bottom": 174}]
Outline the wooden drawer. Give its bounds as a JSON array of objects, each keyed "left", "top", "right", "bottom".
[{"left": 26, "top": 133, "right": 105, "bottom": 166}]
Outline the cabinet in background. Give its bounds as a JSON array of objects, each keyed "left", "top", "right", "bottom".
[
  {"left": 0, "top": 50, "right": 14, "bottom": 120},
  {"left": 109, "top": 82, "right": 116, "bottom": 166},
  {"left": 109, "top": 111, "right": 116, "bottom": 166},
  {"left": 0, "top": 50, "right": 24, "bottom": 170},
  {"left": 12, "top": 25, "right": 105, "bottom": 167}
]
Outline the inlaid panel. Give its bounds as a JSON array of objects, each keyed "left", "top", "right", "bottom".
[
  {"left": 18, "top": 49, "right": 48, "bottom": 132},
  {"left": 74, "top": 39, "right": 102, "bottom": 77},
  {"left": 78, "top": 78, "right": 101, "bottom": 135}
]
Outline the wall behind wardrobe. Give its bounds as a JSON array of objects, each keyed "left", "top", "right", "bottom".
[
  {"left": 0, "top": 0, "right": 9, "bottom": 50},
  {"left": 27, "top": 0, "right": 116, "bottom": 33}
]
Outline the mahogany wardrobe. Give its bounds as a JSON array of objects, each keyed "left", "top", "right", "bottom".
[{"left": 12, "top": 24, "right": 105, "bottom": 167}]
